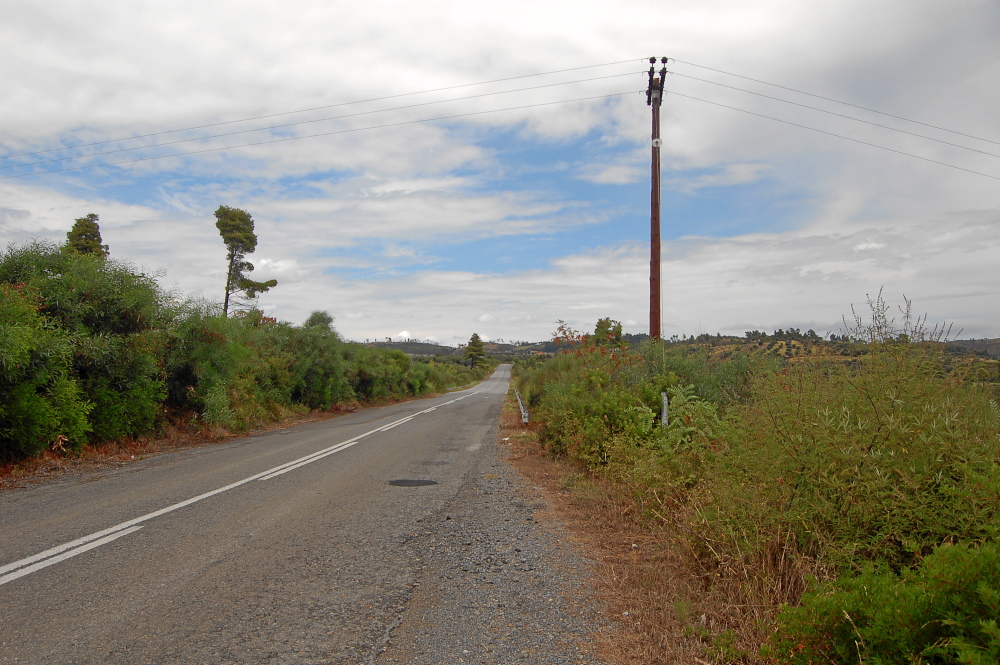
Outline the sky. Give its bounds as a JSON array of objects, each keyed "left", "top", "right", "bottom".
[{"left": 1, "top": 0, "right": 998, "bottom": 345}]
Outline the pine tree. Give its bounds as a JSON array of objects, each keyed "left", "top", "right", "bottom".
[
  {"left": 65, "top": 213, "right": 109, "bottom": 257},
  {"left": 464, "top": 333, "right": 486, "bottom": 368},
  {"left": 214, "top": 205, "right": 277, "bottom": 316}
]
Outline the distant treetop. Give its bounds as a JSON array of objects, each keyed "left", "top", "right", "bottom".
[{"left": 65, "top": 213, "right": 109, "bottom": 257}]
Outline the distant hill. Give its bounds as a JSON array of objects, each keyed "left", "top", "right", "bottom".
[
  {"left": 944, "top": 339, "right": 1000, "bottom": 358},
  {"left": 364, "top": 341, "right": 461, "bottom": 356}
]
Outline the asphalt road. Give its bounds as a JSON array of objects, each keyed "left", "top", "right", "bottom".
[{"left": 0, "top": 365, "right": 605, "bottom": 665}]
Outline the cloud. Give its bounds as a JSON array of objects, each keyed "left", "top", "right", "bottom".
[
  {"left": 667, "top": 163, "right": 769, "bottom": 193},
  {"left": 293, "top": 206, "right": 1000, "bottom": 345},
  {"left": 1, "top": 0, "right": 998, "bottom": 346}
]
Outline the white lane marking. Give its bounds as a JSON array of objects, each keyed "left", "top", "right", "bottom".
[
  {"left": 0, "top": 526, "right": 143, "bottom": 586},
  {"left": 379, "top": 416, "right": 414, "bottom": 432},
  {"left": 0, "top": 392, "right": 489, "bottom": 586},
  {"left": 254, "top": 437, "right": 364, "bottom": 481}
]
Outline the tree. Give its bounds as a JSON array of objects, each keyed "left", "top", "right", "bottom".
[
  {"left": 214, "top": 205, "right": 277, "bottom": 316},
  {"left": 65, "top": 213, "right": 109, "bottom": 257},
  {"left": 464, "top": 332, "right": 485, "bottom": 367},
  {"left": 592, "top": 317, "right": 623, "bottom": 347},
  {"left": 304, "top": 310, "right": 334, "bottom": 331}
]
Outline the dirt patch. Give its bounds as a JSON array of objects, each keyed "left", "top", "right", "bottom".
[{"left": 497, "top": 397, "right": 711, "bottom": 665}]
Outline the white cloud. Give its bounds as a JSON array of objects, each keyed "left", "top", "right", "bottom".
[
  {"left": 668, "top": 163, "right": 769, "bottom": 193},
  {"left": 300, "top": 207, "right": 1000, "bottom": 344},
  {"left": 1, "top": 0, "right": 998, "bottom": 345}
]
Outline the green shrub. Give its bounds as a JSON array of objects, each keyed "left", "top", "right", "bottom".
[
  {"left": 0, "top": 241, "right": 493, "bottom": 455},
  {"left": 768, "top": 542, "right": 1000, "bottom": 665},
  {"left": 288, "top": 314, "right": 353, "bottom": 408},
  {"left": 707, "top": 343, "right": 1000, "bottom": 573},
  {"left": 517, "top": 310, "right": 1000, "bottom": 661},
  {"left": 0, "top": 284, "right": 91, "bottom": 457},
  {"left": 0, "top": 242, "right": 167, "bottom": 442},
  {"left": 162, "top": 305, "right": 299, "bottom": 429}
]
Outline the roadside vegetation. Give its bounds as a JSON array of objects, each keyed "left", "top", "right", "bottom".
[
  {"left": 0, "top": 237, "right": 491, "bottom": 462},
  {"left": 514, "top": 304, "right": 1000, "bottom": 664}
]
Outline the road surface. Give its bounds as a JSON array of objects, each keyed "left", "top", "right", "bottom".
[{"left": 0, "top": 365, "right": 605, "bottom": 664}]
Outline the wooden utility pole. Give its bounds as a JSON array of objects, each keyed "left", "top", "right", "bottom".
[{"left": 646, "top": 57, "right": 667, "bottom": 340}]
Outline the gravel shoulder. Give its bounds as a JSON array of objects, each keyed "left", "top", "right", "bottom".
[{"left": 378, "top": 426, "right": 610, "bottom": 664}]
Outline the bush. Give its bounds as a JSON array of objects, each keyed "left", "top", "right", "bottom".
[
  {"left": 707, "top": 342, "right": 1000, "bottom": 573},
  {"left": 0, "top": 284, "right": 91, "bottom": 457},
  {"left": 768, "top": 542, "right": 1000, "bottom": 665},
  {"left": 0, "top": 242, "right": 167, "bottom": 442},
  {"left": 288, "top": 321, "right": 353, "bottom": 409},
  {"left": 518, "top": 311, "right": 1000, "bottom": 661},
  {"left": 0, "top": 239, "right": 495, "bottom": 456},
  {"left": 162, "top": 305, "right": 299, "bottom": 429}
]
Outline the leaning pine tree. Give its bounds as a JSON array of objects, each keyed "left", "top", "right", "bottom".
[{"left": 214, "top": 205, "right": 277, "bottom": 316}]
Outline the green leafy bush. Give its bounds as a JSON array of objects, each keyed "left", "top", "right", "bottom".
[
  {"left": 518, "top": 312, "right": 1000, "bottom": 661},
  {"left": 0, "top": 243, "right": 166, "bottom": 444},
  {"left": 0, "top": 284, "right": 91, "bottom": 457},
  {"left": 162, "top": 305, "right": 299, "bottom": 428},
  {"left": 0, "top": 240, "right": 493, "bottom": 456},
  {"left": 288, "top": 322, "right": 354, "bottom": 409},
  {"left": 768, "top": 542, "right": 1000, "bottom": 665}
]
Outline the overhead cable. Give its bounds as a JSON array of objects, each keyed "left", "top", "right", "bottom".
[
  {"left": 1, "top": 58, "right": 643, "bottom": 161},
  {"left": 669, "top": 72, "right": 1000, "bottom": 160},
  {"left": 669, "top": 58, "right": 1000, "bottom": 147},
  {"left": 0, "top": 90, "right": 642, "bottom": 180},
  {"left": 1, "top": 72, "right": 643, "bottom": 171},
  {"left": 667, "top": 91, "right": 1000, "bottom": 182}
]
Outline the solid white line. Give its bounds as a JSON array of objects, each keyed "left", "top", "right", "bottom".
[{"left": 0, "top": 526, "right": 143, "bottom": 586}]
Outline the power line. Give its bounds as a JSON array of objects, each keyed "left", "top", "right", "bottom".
[
  {"left": 0, "top": 90, "right": 643, "bottom": 180},
  {"left": 666, "top": 90, "right": 1000, "bottom": 182},
  {"left": 669, "top": 72, "right": 1000, "bottom": 160},
  {"left": 1, "top": 58, "right": 644, "bottom": 161},
  {"left": 0, "top": 221, "right": 36, "bottom": 238},
  {"left": 1, "top": 72, "right": 642, "bottom": 171},
  {"left": 669, "top": 58, "right": 1000, "bottom": 147}
]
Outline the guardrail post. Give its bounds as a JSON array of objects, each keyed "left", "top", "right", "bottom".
[{"left": 514, "top": 389, "right": 529, "bottom": 424}]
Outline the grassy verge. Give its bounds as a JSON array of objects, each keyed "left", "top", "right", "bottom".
[{"left": 509, "top": 304, "right": 1000, "bottom": 663}]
